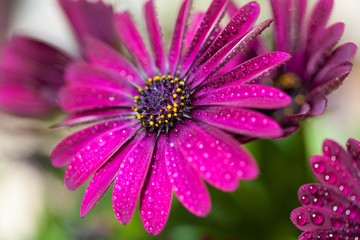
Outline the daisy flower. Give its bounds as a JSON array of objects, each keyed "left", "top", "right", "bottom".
[
  {"left": 51, "top": 0, "right": 292, "bottom": 234},
  {"left": 230, "top": 0, "right": 357, "bottom": 136},
  {"left": 291, "top": 138, "right": 360, "bottom": 240}
]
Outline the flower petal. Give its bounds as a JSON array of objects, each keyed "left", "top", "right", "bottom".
[
  {"left": 64, "top": 122, "right": 140, "bottom": 190},
  {"left": 308, "top": 93, "right": 327, "bottom": 117},
  {"left": 59, "top": 84, "right": 134, "bottom": 113},
  {"left": 306, "top": 0, "right": 334, "bottom": 41},
  {"left": 140, "top": 136, "right": 172, "bottom": 235},
  {"left": 144, "top": 0, "right": 166, "bottom": 73},
  {"left": 180, "top": 0, "right": 229, "bottom": 76},
  {"left": 80, "top": 137, "right": 139, "bottom": 217},
  {"left": 194, "top": 2, "right": 260, "bottom": 68},
  {"left": 194, "top": 84, "right": 291, "bottom": 109},
  {"left": 189, "top": 19, "right": 273, "bottom": 88},
  {"left": 193, "top": 106, "right": 283, "bottom": 138},
  {"left": 65, "top": 62, "right": 137, "bottom": 95},
  {"left": 313, "top": 42, "right": 357, "bottom": 85},
  {"left": 58, "top": 0, "right": 116, "bottom": 47},
  {"left": 168, "top": 0, "right": 192, "bottom": 75},
  {"left": 306, "top": 23, "right": 344, "bottom": 78},
  {"left": 290, "top": 205, "right": 358, "bottom": 232},
  {"left": 270, "top": 0, "right": 290, "bottom": 52},
  {"left": 114, "top": 11, "right": 155, "bottom": 77},
  {"left": 51, "top": 119, "right": 135, "bottom": 167},
  {"left": 309, "top": 155, "right": 360, "bottom": 201},
  {"left": 0, "top": 82, "right": 56, "bottom": 116},
  {"left": 84, "top": 37, "right": 144, "bottom": 87},
  {"left": 347, "top": 138, "right": 360, "bottom": 167},
  {"left": 113, "top": 133, "right": 156, "bottom": 224},
  {"left": 198, "top": 52, "right": 291, "bottom": 89},
  {"left": 165, "top": 133, "right": 211, "bottom": 216},
  {"left": 297, "top": 183, "right": 359, "bottom": 217},
  {"left": 53, "top": 108, "right": 134, "bottom": 128}
]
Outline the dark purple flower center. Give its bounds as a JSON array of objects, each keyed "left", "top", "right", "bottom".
[
  {"left": 133, "top": 74, "right": 192, "bottom": 133},
  {"left": 271, "top": 72, "right": 306, "bottom": 119}
]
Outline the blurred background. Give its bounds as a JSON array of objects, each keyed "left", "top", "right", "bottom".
[{"left": 0, "top": 0, "right": 359, "bottom": 239}]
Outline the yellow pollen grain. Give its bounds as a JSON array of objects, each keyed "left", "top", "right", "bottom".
[
  {"left": 148, "top": 78, "right": 153, "bottom": 82},
  {"left": 176, "top": 88, "right": 181, "bottom": 93},
  {"left": 165, "top": 120, "right": 169, "bottom": 123},
  {"left": 149, "top": 121, "right": 154, "bottom": 125},
  {"left": 142, "top": 122, "right": 146, "bottom": 126},
  {"left": 170, "top": 80, "right": 174, "bottom": 84},
  {"left": 155, "top": 124, "right": 159, "bottom": 127},
  {"left": 174, "top": 113, "right": 178, "bottom": 117},
  {"left": 173, "top": 94, "right": 177, "bottom": 98},
  {"left": 166, "top": 105, "right": 172, "bottom": 110},
  {"left": 159, "top": 120, "right": 162, "bottom": 124},
  {"left": 167, "top": 113, "right": 172, "bottom": 118},
  {"left": 167, "top": 75, "right": 172, "bottom": 79},
  {"left": 145, "top": 86, "right": 149, "bottom": 90},
  {"left": 133, "top": 108, "right": 138, "bottom": 112},
  {"left": 279, "top": 74, "right": 295, "bottom": 88},
  {"left": 137, "top": 115, "right": 141, "bottom": 119},
  {"left": 173, "top": 103, "right": 178, "bottom": 108},
  {"left": 284, "top": 107, "right": 294, "bottom": 115},
  {"left": 179, "top": 81, "right": 184, "bottom": 85},
  {"left": 138, "top": 88, "right": 143, "bottom": 92},
  {"left": 173, "top": 108, "right": 178, "bottom": 113},
  {"left": 161, "top": 115, "right": 165, "bottom": 118},
  {"left": 150, "top": 115, "right": 154, "bottom": 119},
  {"left": 175, "top": 78, "right": 179, "bottom": 82},
  {"left": 161, "top": 75, "right": 166, "bottom": 80},
  {"left": 134, "top": 96, "right": 140, "bottom": 100},
  {"left": 181, "top": 103, "right": 185, "bottom": 106},
  {"left": 295, "top": 94, "right": 305, "bottom": 105},
  {"left": 154, "top": 76, "right": 160, "bottom": 81},
  {"left": 162, "top": 98, "right": 165, "bottom": 101},
  {"left": 180, "top": 96, "right": 185, "bottom": 100}
]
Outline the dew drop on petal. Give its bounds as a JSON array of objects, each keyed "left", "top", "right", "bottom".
[{"left": 311, "top": 212, "right": 324, "bottom": 225}]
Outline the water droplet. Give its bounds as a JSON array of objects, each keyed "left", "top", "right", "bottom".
[
  {"left": 311, "top": 212, "right": 324, "bottom": 225},
  {"left": 146, "top": 210, "right": 154, "bottom": 219},
  {"left": 296, "top": 212, "right": 307, "bottom": 226},
  {"left": 313, "top": 161, "right": 326, "bottom": 173}
]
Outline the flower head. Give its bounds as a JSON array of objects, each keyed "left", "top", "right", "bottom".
[
  {"left": 291, "top": 138, "right": 360, "bottom": 240},
  {"left": 0, "top": 0, "right": 116, "bottom": 117},
  {"left": 51, "top": 0, "right": 293, "bottom": 234},
  {"left": 230, "top": 0, "right": 357, "bottom": 137}
]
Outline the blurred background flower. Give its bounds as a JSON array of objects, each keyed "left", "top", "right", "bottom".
[{"left": 0, "top": 0, "right": 359, "bottom": 240}]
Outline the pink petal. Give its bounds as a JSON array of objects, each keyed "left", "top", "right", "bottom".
[
  {"left": 84, "top": 37, "right": 144, "bottom": 87},
  {"left": 174, "top": 122, "right": 238, "bottom": 191},
  {"left": 51, "top": 119, "right": 135, "bottom": 167},
  {"left": 65, "top": 62, "right": 137, "bottom": 95},
  {"left": 306, "top": 0, "right": 334, "bottom": 41},
  {"left": 64, "top": 122, "right": 140, "bottom": 190},
  {"left": 165, "top": 133, "right": 211, "bottom": 216},
  {"left": 194, "top": 2, "right": 260, "bottom": 68},
  {"left": 58, "top": 0, "right": 116, "bottom": 47},
  {"left": 311, "top": 64, "right": 352, "bottom": 96},
  {"left": 198, "top": 52, "right": 291, "bottom": 89},
  {"left": 59, "top": 84, "right": 134, "bottom": 113},
  {"left": 193, "top": 107, "right": 283, "bottom": 138},
  {"left": 306, "top": 23, "right": 344, "bottom": 79},
  {"left": 180, "top": 0, "right": 229, "bottom": 76},
  {"left": 313, "top": 42, "right": 357, "bottom": 85},
  {"left": 226, "top": 0, "right": 238, "bottom": 17},
  {"left": 113, "top": 11, "right": 155, "bottom": 77},
  {"left": 347, "top": 138, "right": 360, "bottom": 167},
  {"left": 144, "top": 0, "right": 166, "bottom": 73},
  {"left": 183, "top": 12, "right": 203, "bottom": 54},
  {"left": 189, "top": 19, "right": 274, "bottom": 88},
  {"left": 269, "top": 0, "right": 289, "bottom": 52},
  {"left": 168, "top": 0, "right": 192, "bottom": 75},
  {"left": 290, "top": 205, "right": 358, "bottom": 232},
  {"left": 140, "top": 136, "right": 172, "bottom": 235},
  {"left": 322, "top": 139, "right": 360, "bottom": 183},
  {"left": 0, "top": 82, "right": 56, "bottom": 116},
  {"left": 113, "top": 133, "right": 156, "bottom": 224},
  {"left": 194, "top": 84, "right": 291, "bottom": 109},
  {"left": 52, "top": 108, "right": 134, "bottom": 128},
  {"left": 80, "top": 138, "right": 139, "bottom": 217},
  {"left": 309, "top": 155, "right": 360, "bottom": 202},
  {"left": 297, "top": 183, "right": 360, "bottom": 220},
  {"left": 308, "top": 93, "right": 327, "bottom": 117}
]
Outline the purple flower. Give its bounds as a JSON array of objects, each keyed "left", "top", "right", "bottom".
[
  {"left": 291, "top": 138, "right": 360, "bottom": 240},
  {"left": 0, "top": 0, "right": 116, "bottom": 117},
  {"left": 51, "top": 0, "right": 293, "bottom": 235},
  {"left": 232, "top": 0, "right": 357, "bottom": 137}
]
